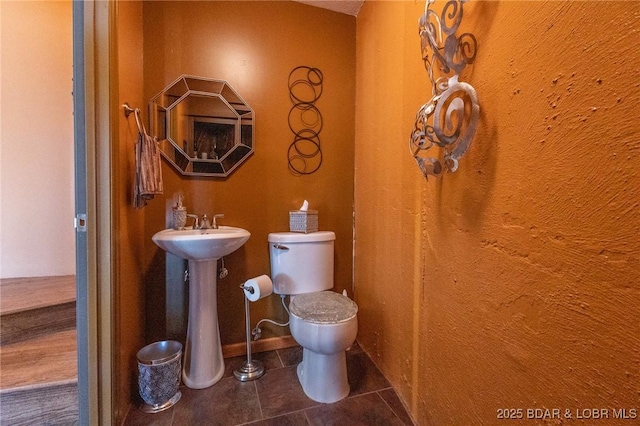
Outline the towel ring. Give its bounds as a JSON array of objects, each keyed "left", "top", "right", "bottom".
[{"left": 123, "top": 102, "right": 146, "bottom": 134}]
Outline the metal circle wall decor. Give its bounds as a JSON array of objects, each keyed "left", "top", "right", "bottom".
[
  {"left": 287, "top": 66, "right": 324, "bottom": 175},
  {"left": 410, "top": 0, "right": 480, "bottom": 179}
]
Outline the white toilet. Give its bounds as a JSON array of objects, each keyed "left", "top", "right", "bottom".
[{"left": 268, "top": 231, "right": 358, "bottom": 403}]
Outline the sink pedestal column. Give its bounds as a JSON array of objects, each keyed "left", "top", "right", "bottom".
[{"left": 182, "top": 259, "right": 224, "bottom": 389}]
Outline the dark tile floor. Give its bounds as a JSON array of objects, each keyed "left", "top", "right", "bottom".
[{"left": 124, "top": 343, "right": 414, "bottom": 425}]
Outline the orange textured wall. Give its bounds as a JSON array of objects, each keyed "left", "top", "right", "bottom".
[
  {"left": 355, "top": 1, "right": 640, "bottom": 424},
  {"left": 140, "top": 1, "right": 356, "bottom": 345}
]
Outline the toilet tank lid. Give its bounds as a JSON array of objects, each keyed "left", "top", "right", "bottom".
[{"left": 268, "top": 231, "right": 335, "bottom": 243}]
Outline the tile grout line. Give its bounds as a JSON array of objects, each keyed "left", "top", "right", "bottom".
[
  {"left": 252, "top": 379, "right": 265, "bottom": 423},
  {"left": 348, "top": 385, "right": 393, "bottom": 400},
  {"left": 303, "top": 408, "right": 312, "bottom": 425},
  {"left": 250, "top": 407, "right": 310, "bottom": 425},
  {"left": 170, "top": 400, "right": 176, "bottom": 425},
  {"left": 275, "top": 348, "right": 285, "bottom": 369},
  {"left": 376, "top": 389, "right": 408, "bottom": 425}
]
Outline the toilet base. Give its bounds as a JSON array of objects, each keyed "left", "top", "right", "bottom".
[{"left": 297, "top": 348, "right": 349, "bottom": 403}]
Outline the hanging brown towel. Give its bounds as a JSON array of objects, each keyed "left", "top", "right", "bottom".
[{"left": 134, "top": 130, "right": 163, "bottom": 209}]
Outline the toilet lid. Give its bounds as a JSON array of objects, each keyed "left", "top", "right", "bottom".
[{"left": 290, "top": 291, "right": 358, "bottom": 324}]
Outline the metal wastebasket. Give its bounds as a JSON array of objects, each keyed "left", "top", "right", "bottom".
[{"left": 137, "top": 340, "right": 182, "bottom": 413}]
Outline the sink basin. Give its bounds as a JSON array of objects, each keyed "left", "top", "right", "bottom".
[{"left": 152, "top": 226, "right": 250, "bottom": 261}]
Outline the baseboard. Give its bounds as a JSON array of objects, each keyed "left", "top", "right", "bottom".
[{"left": 222, "top": 335, "right": 298, "bottom": 358}]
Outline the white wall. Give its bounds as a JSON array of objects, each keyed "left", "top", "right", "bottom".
[{"left": 0, "top": 1, "right": 74, "bottom": 278}]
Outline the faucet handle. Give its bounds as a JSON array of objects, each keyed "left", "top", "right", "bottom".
[
  {"left": 212, "top": 213, "right": 224, "bottom": 229},
  {"left": 186, "top": 214, "right": 200, "bottom": 229}
]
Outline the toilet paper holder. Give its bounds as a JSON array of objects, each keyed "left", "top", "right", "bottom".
[{"left": 234, "top": 283, "right": 265, "bottom": 381}]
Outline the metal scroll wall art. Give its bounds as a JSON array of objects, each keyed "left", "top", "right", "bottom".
[
  {"left": 287, "top": 66, "right": 324, "bottom": 175},
  {"left": 410, "top": 0, "right": 479, "bottom": 178}
]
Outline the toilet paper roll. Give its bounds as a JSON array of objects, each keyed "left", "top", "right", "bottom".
[{"left": 243, "top": 275, "right": 273, "bottom": 302}]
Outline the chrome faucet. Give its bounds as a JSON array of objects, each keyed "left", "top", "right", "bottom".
[
  {"left": 200, "top": 213, "right": 224, "bottom": 229},
  {"left": 186, "top": 213, "right": 224, "bottom": 230},
  {"left": 200, "top": 214, "right": 212, "bottom": 229}
]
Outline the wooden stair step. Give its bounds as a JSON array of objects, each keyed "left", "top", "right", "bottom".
[
  {"left": 0, "top": 275, "right": 76, "bottom": 315},
  {"left": 0, "top": 277, "right": 79, "bottom": 424},
  {"left": 0, "top": 380, "right": 78, "bottom": 425},
  {"left": 0, "top": 328, "right": 77, "bottom": 390},
  {"left": 0, "top": 276, "right": 76, "bottom": 345},
  {"left": 1, "top": 301, "right": 76, "bottom": 345},
  {"left": 0, "top": 328, "right": 79, "bottom": 424}
]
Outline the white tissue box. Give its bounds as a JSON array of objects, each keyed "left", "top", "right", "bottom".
[{"left": 289, "top": 210, "right": 318, "bottom": 233}]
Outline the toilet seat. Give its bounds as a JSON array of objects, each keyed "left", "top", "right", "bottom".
[{"left": 290, "top": 291, "right": 357, "bottom": 324}]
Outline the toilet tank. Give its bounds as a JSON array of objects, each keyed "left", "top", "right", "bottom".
[{"left": 268, "top": 231, "right": 335, "bottom": 295}]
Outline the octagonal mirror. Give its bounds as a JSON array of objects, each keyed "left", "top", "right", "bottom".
[{"left": 149, "top": 75, "right": 254, "bottom": 177}]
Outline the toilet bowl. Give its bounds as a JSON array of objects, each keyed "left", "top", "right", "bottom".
[
  {"left": 268, "top": 231, "right": 359, "bottom": 403},
  {"left": 289, "top": 291, "right": 358, "bottom": 403}
]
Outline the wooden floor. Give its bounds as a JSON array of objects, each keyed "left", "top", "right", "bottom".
[{"left": 0, "top": 275, "right": 78, "bottom": 424}]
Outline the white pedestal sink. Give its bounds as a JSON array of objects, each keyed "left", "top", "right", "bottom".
[{"left": 152, "top": 226, "right": 250, "bottom": 389}]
